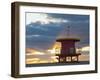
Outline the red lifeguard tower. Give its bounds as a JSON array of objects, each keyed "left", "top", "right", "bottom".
[{"left": 55, "top": 26, "right": 81, "bottom": 63}]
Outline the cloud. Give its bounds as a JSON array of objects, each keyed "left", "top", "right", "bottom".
[
  {"left": 26, "top": 48, "right": 58, "bottom": 64},
  {"left": 49, "top": 13, "right": 89, "bottom": 21},
  {"left": 81, "top": 46, "right": 89, "bottom": 52},
  {"left": 26, "top": 34, "right": 41, "bottom": 38},
  {"left": 25, "top": 21, "right": 65, "bottom": 50},
  {"left": 26, "top": 34, "right": 56, "bottom": 50},
  {"left": 76, "top": 46, "right": 89, "bottom": 56},
  {"left": 26, "top": 12, "right": 89, "bottom": 51},
  {"left": 68, "top": 20, "right": 89, "bottom": 24},
  {"left": 26, "top": 13, "right": 69, "bottom": 25}
]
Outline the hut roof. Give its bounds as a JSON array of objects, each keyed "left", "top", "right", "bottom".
[{"left": 56, "top": 38, "right": 80, "bottom": 42}]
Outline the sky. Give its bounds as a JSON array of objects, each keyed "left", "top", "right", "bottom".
[
  {"left": 26, "top": 12, "right": 89, "bottom": 51},
  {"left": 25, "top": 12, "right": 90, "bottom": 64}
]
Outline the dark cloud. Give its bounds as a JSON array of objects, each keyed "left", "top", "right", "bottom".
[
  {"left": 26, "top": 22, "right": 65, "bottom": 50},
  {"left": 49, "top": 13, "right": 89, "bottom": 22},
  {"left": 26, "top": 13, "right": 89, "bottom": 50}
]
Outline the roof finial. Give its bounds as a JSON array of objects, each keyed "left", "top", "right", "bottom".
[{"left": 66, "top": 26, "right": 70, "bottom": 37}]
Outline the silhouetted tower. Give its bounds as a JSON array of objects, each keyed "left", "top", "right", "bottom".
[{"left": 56, "top": 26, "right": 81, "bottom": 62}]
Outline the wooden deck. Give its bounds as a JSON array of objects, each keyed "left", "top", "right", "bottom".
[{"left": 55, "top": 53, "right": 81, "bottom": 63}]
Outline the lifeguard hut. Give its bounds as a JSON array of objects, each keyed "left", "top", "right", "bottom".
[{"left": 55, "top": 26, "right": 81, "bottom": 63}]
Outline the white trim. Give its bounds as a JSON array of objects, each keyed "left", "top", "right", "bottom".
[{"left": 19, "top": 5, "right": 95, "bottom": 75}]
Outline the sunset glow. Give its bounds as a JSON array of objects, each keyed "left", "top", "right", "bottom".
[
  {"left": 33, "top": 52, "right": 45, "bottom": 55},
  {"left": 26, "top": 43, "right": 61, "bottom": 64},
  {"left": 26, "top": 42, "right": 90, "bottom": 64},
  {"left": 81, "top": 46, "right": 89, "bottom": 52}
]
